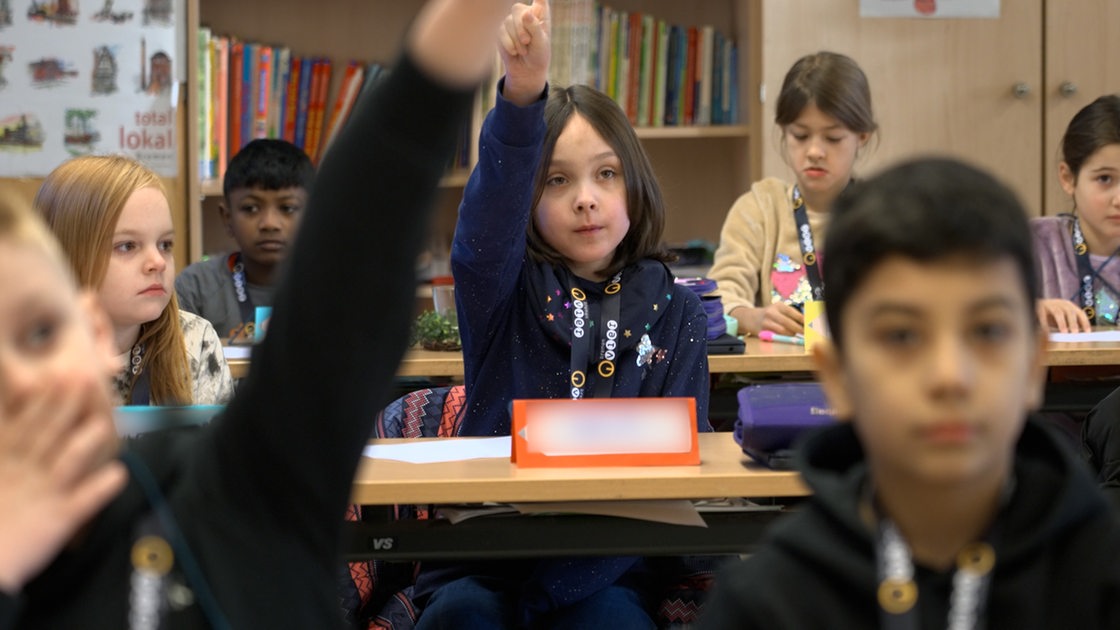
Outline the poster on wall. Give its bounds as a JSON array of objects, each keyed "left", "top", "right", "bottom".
[
  {"left": 860, "top": 0, "right": 1000, "bottom": 19},
  {"left": 0, "top": 0, "right": 183, "bottom": 177}
]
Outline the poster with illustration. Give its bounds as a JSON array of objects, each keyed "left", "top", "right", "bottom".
[
  {"left": 0, "top": 0, "right": 184, "bottom": 176},
  {"left": 860, "top": 0, "right": 1000, "bottom": 18}
]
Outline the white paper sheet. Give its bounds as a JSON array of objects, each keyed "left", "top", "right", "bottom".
[
  {"left": 1049, "top": 330, "right": 1120, "bottom": 343},
  {"left": 362, "top": 436, "right": 511, "bottom": 463},
  {"left": 222, "top": 345, "right": 252, "bottom": 359}
]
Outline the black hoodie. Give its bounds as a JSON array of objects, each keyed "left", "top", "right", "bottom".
[{"left": 699, "top": 418, "right": 1120, "bottom": 630}]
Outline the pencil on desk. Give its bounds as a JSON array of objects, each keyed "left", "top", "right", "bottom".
[{"left": 758, "top": 331, "right": 805, "bottom": 346}]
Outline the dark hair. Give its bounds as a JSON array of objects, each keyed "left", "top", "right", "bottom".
[
  {"left": 823, "top": 157, "right": 1038, "bottom": 350},
  {"left": 775, "top": 51, "right": 877, "bottom": 136},
  {"left": 1061, "top": 94, "right": 1120, "bottom": 179},
  {"left": 526, "top": 84, "right": 673, "bottom": 277},
  {"left": 223, "top": 138, "right": 315, "bottom": 200}
]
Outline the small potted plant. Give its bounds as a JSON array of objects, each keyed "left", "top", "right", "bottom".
[{"left": 411, "top": 310, "right": 461, "bottom": 351}]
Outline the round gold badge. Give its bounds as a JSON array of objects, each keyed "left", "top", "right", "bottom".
[
  {"left": 957, "top": 542, "right": 995, "bottom": 576},
  {"left": 132, "top": 536, "right": 174, "bottom": 576},
  {"left": 571, "top": 370, "right": 586, "bottom": 388},
  {"left": 571, "top": 288, "right": 586, "bottom": 301},
  {"left": 877, "top": 578, "right": 917, "bottom": 614},
  {"left": 598, "top": 360, "right": 615, "bottom": 378}
]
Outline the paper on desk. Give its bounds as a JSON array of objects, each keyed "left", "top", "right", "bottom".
[
  {"left": 222, "top": 345, "right": 252, "bottom": 359},
  {"left": 510, "top": 499, "right": 707, "bottom": 527},
  {"left": 362, "top": 436, "right": 511, "bottom": 463},
  {"left": 1049, "top": 330, "right": 1120, "bottom": 343}
]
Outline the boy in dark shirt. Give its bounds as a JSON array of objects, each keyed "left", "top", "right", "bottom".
[
  {"left": 700, "top": 158, "right": 1120, "bottom": 629},
  {"left": 176, "top": 139, "right": 314, "bottom": 343}
]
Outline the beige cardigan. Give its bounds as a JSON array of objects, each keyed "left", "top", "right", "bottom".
[{"left": 707, "top": 177, "right": 830, "bottom": 314}]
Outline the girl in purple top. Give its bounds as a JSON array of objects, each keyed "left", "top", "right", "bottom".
[{"left": 1033, "top": 94, "right": 1120, "bottom": 332}]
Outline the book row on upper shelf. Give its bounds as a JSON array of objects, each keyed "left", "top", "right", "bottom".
[
  {"left": 551, "top": 0, "right": 741, "bottom": 128},
  {"left": 195, "top": 27, "right": 476, "bottom": 187},
  {"left": 195, "top": 1, "right": 739, "bottom": 191}
]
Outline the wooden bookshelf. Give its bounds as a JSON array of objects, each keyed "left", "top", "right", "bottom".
[{"left": 185, "top": 0, "right": 762, "bottom": 261}]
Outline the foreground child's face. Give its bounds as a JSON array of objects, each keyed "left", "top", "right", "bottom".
[
  {"left": 0, "top": 239, "right": 118, "bottom": 437},
  {"left": 98, "top": 187, "right": 175, "bottom": 332},
  {"left": 535, "top": 113, "right": 630, "bottom": 281},
  {"left": 817, "top": 254, "right": 1046, "bottom": 487}
]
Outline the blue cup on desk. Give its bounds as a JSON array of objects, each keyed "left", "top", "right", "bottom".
[{"left": 254, "top": 306, "right": 272, "bottom": 343}]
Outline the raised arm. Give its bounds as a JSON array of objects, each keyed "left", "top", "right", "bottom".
[
  {"left": 205, "top": 0, "right": 517, "bottom": 535},
  {"left": 452, "top": 0, "right": 552, "bottom": 344}
]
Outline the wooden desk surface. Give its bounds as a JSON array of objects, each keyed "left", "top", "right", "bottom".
[
  {"left": 350, "top": 432, "right": 809, "bottom": 505},
  {"left": 227, "top": 337, "right": 1120, "bottom": 380}
]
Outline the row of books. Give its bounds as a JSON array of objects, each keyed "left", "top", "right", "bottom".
[
  {"left": 195, "top": 28, "right": 395, "bottom": 182},
  {"left": 551, "top": 0, "right": 740, "bottom": 128}
]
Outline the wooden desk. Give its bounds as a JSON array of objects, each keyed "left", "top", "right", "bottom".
[
  {"left": 226, "top": 337, "right": 1120, "bottom": 380},
  {"left": 345, "top": 432, "right": 809, "bottom": 561},
  {"left": 351, "top": 432, "right": 807, "bottom": 505}
]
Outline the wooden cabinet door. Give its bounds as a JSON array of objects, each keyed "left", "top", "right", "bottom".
[
  {"left": 759, "top": 0, "right": 1044, "bottom": 214},
  {"left": 1043, "top": 0, "right": 1120, "bottom": 216}
]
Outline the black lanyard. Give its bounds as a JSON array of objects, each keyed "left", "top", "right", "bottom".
[
  {"left": 792, "top": 186, "right": 825, "bottom": 302},
  {"left": 124, "top": 451, "right": 230, "bottom": 630},
  {"left": 569, "top": 272, "right": 622, "bottom": 399},
  {"left": 1069, "top": 216, "right": 1120, "bottom": 324},
  {"left": 227, "top": 252, "right": 256, "bottom": 333}
]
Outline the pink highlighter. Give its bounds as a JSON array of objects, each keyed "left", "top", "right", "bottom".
[{"left": 758, "top": 330, "right": 805, "bottom": 346}]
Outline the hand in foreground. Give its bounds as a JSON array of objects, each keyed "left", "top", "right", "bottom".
[
  {"left": 0, "top": 385, "right": 127, "bottom": 594},
  {"left": 1037, "top": 298, "right": 1092, "bottom": 334},
  {"left": 408, "top": 0, "right": 521, "bottom": 89}
]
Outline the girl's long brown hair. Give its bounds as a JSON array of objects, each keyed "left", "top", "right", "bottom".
[{"left": 35, "top": 155, "right": 192, "bottom": 405}]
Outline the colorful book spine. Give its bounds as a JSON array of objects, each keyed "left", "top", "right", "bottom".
[
  {"left": 282, "top": 55, "right": 303, "bottom": 144},
  {"left": 683, "top": 26, "right": 697, "bottom": 126},
  {"left": 321, "top": 60, "right": 364, "bottom": 156},
  {"left": 197, "top": 27, "right": 212, "bottom": 180},
  {"left": 696, "top": 26, "right": 714, "bottom": 126},
  {"left": 712, "top": 30, "right": 724, "bottom": 125},
  {"left": 663, "top": 25, "right": 681, "bottom": 126},
  {"left": 293, "top": 56, "right": 314, "bottom": 152},
  {"left": 253, "top": 45, "right": 272, "bottom": 139},
  {"left": 213, "top": 36, "right": 229, "bottom": 180},
  {"left": 269, "top": 47, "right": 290, "bottom": 139},
  {"left": 240, "top": 42, "right": 255, "bottom": 150},
  {"left": 625, "top": 11, "right": 642, "bottom": 124},
  {"left": 652, "top": 19, "right": 668, "bottom": 128},
  {"left": 228, "top": 39, "right": 244, "bottom": 159},
  {"left": 305, "top": 58, "right": 333, "bottom": 162},
  {"left": 636, "top": 13, "right": 654, "bottom": 127}
]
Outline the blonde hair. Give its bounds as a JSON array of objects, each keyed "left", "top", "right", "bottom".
[{"left": 34, "top": 155, "right": 192, "bottom": 405}]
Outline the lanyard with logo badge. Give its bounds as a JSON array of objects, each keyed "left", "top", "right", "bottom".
[
  {"left": 1069, "top": 215, "right": 1120, "bottom": 324},
  {"left": 569, "top": 271, "right": 622, "bottom": 400},
  {"left": 791, "top": 185, "right": 825, "bottom": 302},
  {"left": 226, "top": 253, "right": 257, "bottom": 340}
]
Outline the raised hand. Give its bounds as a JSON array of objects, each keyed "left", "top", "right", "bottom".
[{"left": 498, "top": 0, "right": 550, "bottom": 106}]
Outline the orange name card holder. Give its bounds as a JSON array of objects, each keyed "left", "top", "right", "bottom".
[{"left": 511, "top": 397, "right": 699, "bottom": 467}]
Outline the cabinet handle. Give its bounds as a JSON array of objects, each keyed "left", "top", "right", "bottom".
[
  {"left": 1011, "top": 82, "right": 1031, "bottom": 99},
  {"left": 1059, "top": 81, "right": 1078, "bottom": 98}
]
